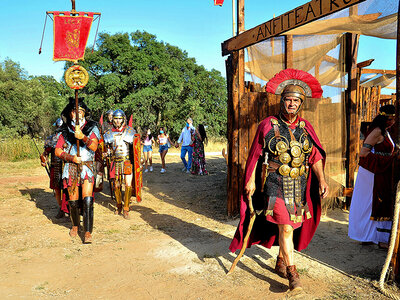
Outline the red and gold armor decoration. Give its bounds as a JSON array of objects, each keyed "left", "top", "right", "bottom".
[{"left": 133, "top": 134, "right": 143, "bottom": 203}]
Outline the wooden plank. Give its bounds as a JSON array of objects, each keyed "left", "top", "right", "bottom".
[
  {"left": 344, "top": 32, "right": 359, "bottom": 210},
  {"left": 226, "top": 56, "right": 234, "bottom": 216},
  {"left": 238, "top": 93, "right": 249, "bottom": 200},
  {"left": 361, "top": 68, "right": 396, "bottom": 75},
  {"left": 221, "top": 0, "right": 366, "bottom": 55},
  {"left": 285, "top": 35, "right": 293, "bottom": 69}
]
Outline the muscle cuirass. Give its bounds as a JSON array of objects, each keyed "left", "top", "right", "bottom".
[
  {"left": 104, "top": 126, "right": 135, "bottom": 160},
  {"left": 262, "top": 117, "right": 314, "bottom": 222}
]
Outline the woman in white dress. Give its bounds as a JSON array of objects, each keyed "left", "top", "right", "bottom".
[{"left": 348, "top": 105, "right": 396, "bottom": 247}]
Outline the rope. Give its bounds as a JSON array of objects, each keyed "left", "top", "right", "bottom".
[
  {"left": 91, "top": 14, "right": 101, "bottom": 53},
  {"left": 379, "top": 181, "right": 400, "bottom": 299},
  {"left": 38, "top": 13, "right": 49, "bottom": 54}
]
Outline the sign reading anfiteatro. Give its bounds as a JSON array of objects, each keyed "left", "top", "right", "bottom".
[{"left": 221, "top": 0, "right": 366, "bottom": 55}]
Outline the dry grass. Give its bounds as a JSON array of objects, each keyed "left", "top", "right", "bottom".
[{"left": 0, "top": 136, "right": 42, "bottom": 162}]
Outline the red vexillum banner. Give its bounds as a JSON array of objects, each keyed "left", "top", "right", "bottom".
[
  {"left": 53, "top": 11, "right": 94, "bottom": 62},
  {"left": 214, "top": 0, "right": 224, "bottom": 6}
]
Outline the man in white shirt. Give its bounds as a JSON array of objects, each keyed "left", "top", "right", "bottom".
[{"left": 177, "top": 118, "right": 195, "bottom": 173}]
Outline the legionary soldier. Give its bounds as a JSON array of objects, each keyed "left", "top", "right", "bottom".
[
  {"left": 40, "top": 118, "right": 68, "bottom": 218},
  {"left": 101, "top": 109, "right": 114, "bottom": 134},
  {"left": 103, "top": 109, "right": 136, "bottom": 219},
  {"left": 55, "top": 97, "right": 100, "bottom": 243},
  {"left": 229, "top": 69, "right": 329, "bottom": 291}
]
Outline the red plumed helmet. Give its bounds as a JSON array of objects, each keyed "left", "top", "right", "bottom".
[{"left": 266, "top": 68, "right": 323, "bottom": 99}]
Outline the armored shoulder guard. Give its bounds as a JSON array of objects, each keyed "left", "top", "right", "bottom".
[
  {"left": 44, "top": 134, "right": 58, "bottom": 149},
  {"left": 103, "top": 129, "right": 114, "bottom": 145},
  {"left": 122, "top": 126, "right": 135, "bottom": 144}
]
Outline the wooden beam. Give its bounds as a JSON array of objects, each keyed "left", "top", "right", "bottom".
[
  {"left": 344, "top": 32, "right": 360, "bottom": 210},
  {"left": 361, "top": 68, "right": 396, "bottom": 75},
  {"left": 221, "top": 0, "right": 366, "bottom": 56},
  {"left": 357, "top": 59, "right": 374, "bottom": 69},
  {"left": 285, "top": 35, "right": 293, "bottom": 69}
]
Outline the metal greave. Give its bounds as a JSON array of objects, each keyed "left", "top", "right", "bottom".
[{"left": 83, "top": 196, "right": 94, "bottom": 233}]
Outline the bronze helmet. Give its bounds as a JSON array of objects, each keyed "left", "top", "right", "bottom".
[{"left": 281, "top": 84, "right": 306, "bottom": 102}]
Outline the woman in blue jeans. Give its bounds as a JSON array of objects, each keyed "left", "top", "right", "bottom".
[
  {"left": 157, "top": 127, "right": 174, "bottom": 173},
  {"left": 142, "top": 129, "right": 155, "bottom": 172}
]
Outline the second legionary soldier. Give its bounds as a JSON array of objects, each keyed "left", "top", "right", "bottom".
[
  {"left": 40, "top": 118, "right": 69, "bottom": 218},
  {"left": 101, "top": 109, "right": 114, "bottom": 134},
  {"left": 55, "top": 97, "right": 100, "bottom": 243},
  {"left": 229, "top": 69, "right": 329, "bottom": 292},
  {"left": 103, "top": 109, "right": 136, "bottom": 219}
]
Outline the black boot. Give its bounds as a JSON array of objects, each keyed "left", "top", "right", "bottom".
[
  {"left": 82, "top": 196, "right": 94, "bottom": 243},
  {"left": 68, "top": 200, "right": 80, "bottom": 237}
]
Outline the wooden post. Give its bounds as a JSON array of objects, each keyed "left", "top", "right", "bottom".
[
  {"left": 228, "top": 52, "right": 240, "bottom": 217},
  {"left": 226, "top": 56, "right": 234, "bottom": 216},
  {"left": 389, "top": 0, "right": 400, "bottom": 281},
  {"left": 344, "top": 32, "right": 359, "bottom": 210},
  {"left": 285, "top": 35, "right": 293, "bottom": 69}
]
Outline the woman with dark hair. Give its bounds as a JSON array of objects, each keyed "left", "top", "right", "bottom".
[
  {"left": 142, "top": 128, "right": 155, "bottom": 172},
  {"left": 348, "top": 104, "right": 396, "bottom": 247},
  {"left": 55, "top": 97, "right": 100, "bottom": 243},
  {"left": 157, "top": 127, "right": 174, "bottom": 173},
  {"left": 191, "top": 124, "right": 208, "bottom": 175}
]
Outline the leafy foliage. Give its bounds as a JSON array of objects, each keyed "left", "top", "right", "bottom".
[
  {"left": 0, "top": 31, "right": 227, "bottom": 142},
  {"left": 0, "top": 59, "right": 68, "bottom": 138},
  {"left": 74, "top": 31, "right": 227, "bottom": 139}
]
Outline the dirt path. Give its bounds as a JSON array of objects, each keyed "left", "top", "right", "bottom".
[{"left": 0, "top": 155, "right": 396, "bottom": 299}]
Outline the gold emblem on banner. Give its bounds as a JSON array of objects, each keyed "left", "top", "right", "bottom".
[{"left": 65, "top": 65, "right": 89, "bottom": 89}]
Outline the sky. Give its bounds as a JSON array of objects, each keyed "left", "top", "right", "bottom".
[{"left": 0, "top": 0, "right": 396, "bottom": 82}]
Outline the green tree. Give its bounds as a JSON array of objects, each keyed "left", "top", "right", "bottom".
[
  {"left": 74, "top": 31, "right": 227, "bottom": 138},
  {"left": 0, "top": 59, "right": 67, "bottom": 137}
]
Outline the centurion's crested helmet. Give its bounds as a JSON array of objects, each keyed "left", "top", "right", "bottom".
[
  {"left": 266, "top": 68, "right": 323, "bottom": 115},
  {"left": 266, "top": 68, "right": 323, "bottom": 100}
]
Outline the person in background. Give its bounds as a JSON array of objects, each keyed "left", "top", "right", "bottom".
[
  {"left": 103, "top": 109, "right": 136, "bottom": 219},
  {"left": 177, "top": 118, "right": 195, "bottom": 173},
  {"left": 142, "top": 128, "right": 155, "bottom": 172},
  {"left": 191, "top": 124, "right": 208, "bottom": 176},
  {"left": 40, "top": 118, "right": 69, "bottom": 218},
  {"left": 348, "top": 104, "right": 397, "bottom": 249},
  {"left": 157, "top": 127, "right": 174, "bottom": 174}
]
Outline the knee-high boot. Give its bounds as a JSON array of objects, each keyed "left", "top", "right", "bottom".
[
  {"left": 114, "top": 184, "right": 123, "bottom": 215},
  {"left": 123, "top": 186, "right": 132, "bottom": 219},
  {"left": 83, "top": 196, "right": 94, "bottom": 243},
  {"left": 68, "top": 200, "right": 80, "bottom": 237}
]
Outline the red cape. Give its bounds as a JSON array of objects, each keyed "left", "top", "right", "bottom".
[{"left": 229, "top": 116, "right": 326, "bottom": 252}]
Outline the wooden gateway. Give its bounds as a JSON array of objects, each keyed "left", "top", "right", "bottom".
[{"left": 222, "top": 0, "right": 400, "bottom": 281}]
